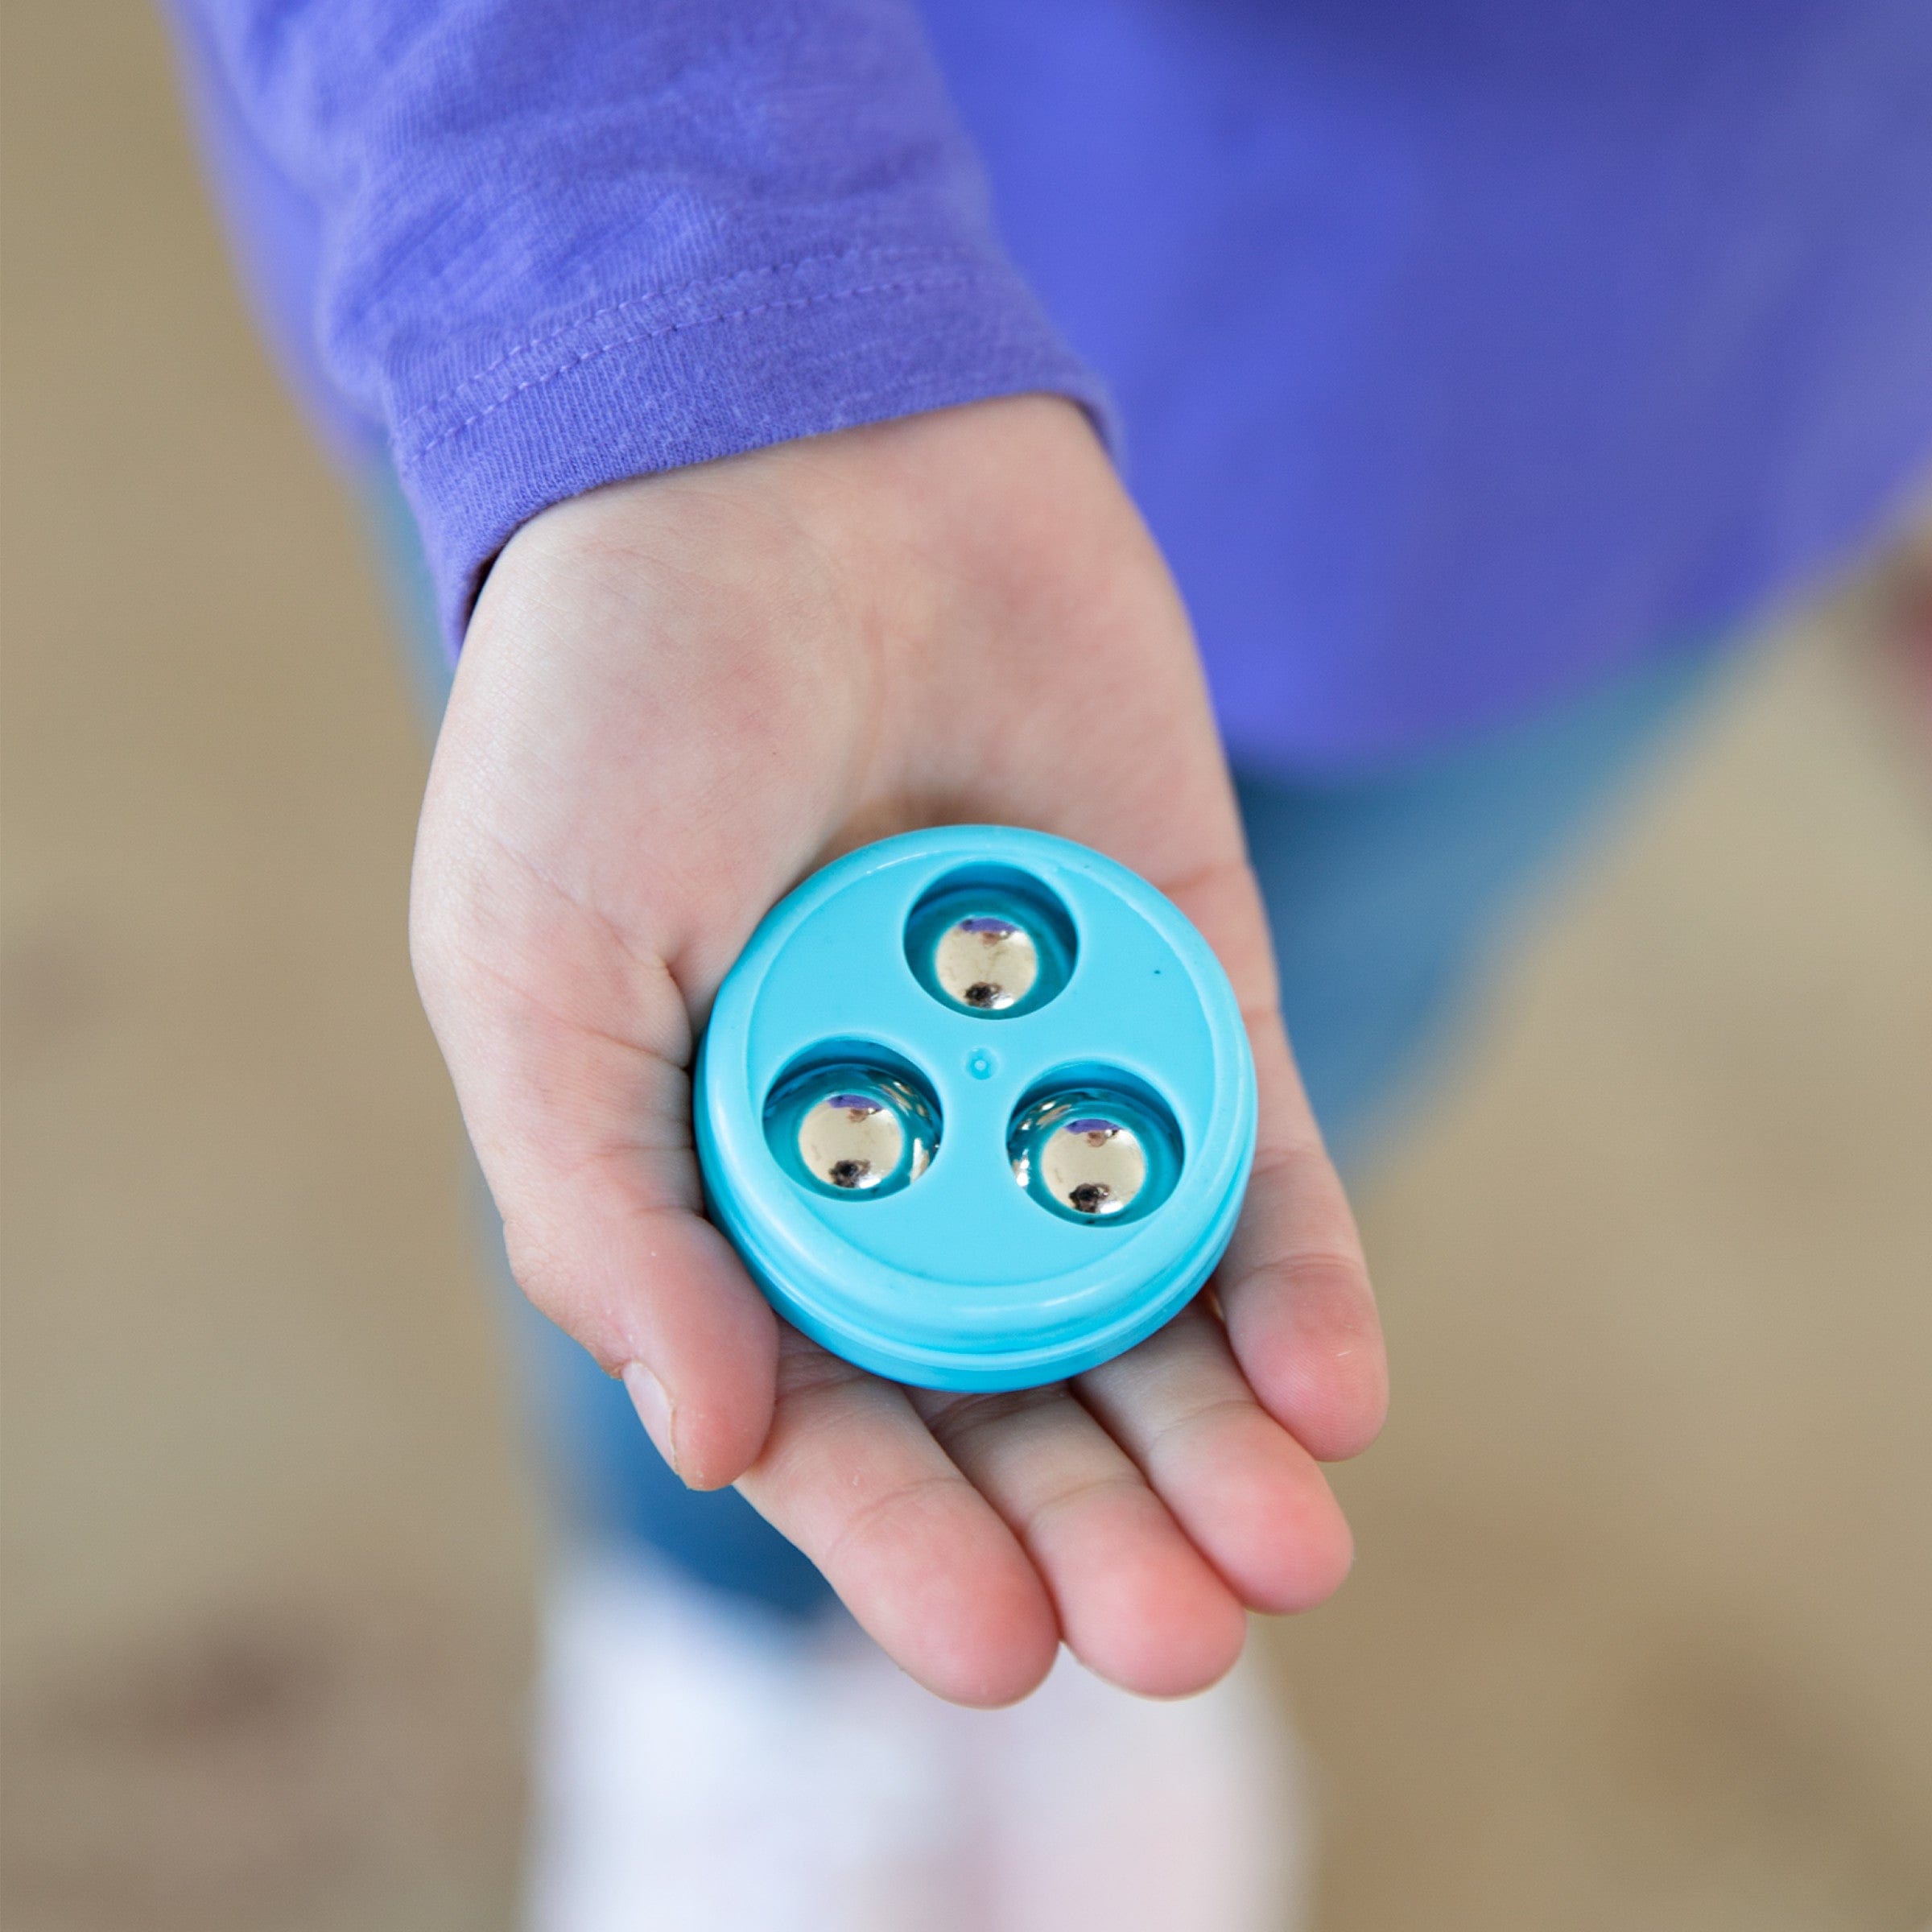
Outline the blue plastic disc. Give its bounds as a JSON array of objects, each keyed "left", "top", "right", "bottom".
[{"left": 695, "top": 827, "right": 1257, "bottom": 1390}]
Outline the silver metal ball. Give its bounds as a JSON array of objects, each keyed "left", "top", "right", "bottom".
[
  {"left": 1037, "top": 1113, "right": 1146, "bottom": 1216},
  {"left": 933, "top": 915, "right": 1038, "bottom": 1012},
  {"left": 797, "top": 1091, "right": 913, "bottom": 1191}
]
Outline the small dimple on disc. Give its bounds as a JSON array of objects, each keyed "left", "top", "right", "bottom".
[
  {"left": 797, "top": 1094, "right": 906, "bottom": 1191},
  {"left": 1038, "top": 1116, "right": 1146, "bottom": 1216},
  {"left": 934, "top": 916, "right": 1038, "bottom": 1011}
]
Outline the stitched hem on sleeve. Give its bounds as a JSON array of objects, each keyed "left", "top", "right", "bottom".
[{"left": 391, "top": 264, "right": 1113, "bottom": 652}]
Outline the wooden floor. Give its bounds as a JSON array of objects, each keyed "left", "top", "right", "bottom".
[{"left": 5, "top": 9, "right": 1929, "bottom": 1928}]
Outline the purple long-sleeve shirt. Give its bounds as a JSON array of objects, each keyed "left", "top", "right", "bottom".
[{"left": 168, "top": 0, "right": 1932, "bottom": 769}]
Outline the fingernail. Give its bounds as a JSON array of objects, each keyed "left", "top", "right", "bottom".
[{"left": 621, "top": 1360, "right": 680, "bottom": 1476}]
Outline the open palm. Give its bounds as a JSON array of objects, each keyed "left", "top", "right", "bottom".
[{"left": 411, "top": 397, "right": 1385, "bottom": 1705}]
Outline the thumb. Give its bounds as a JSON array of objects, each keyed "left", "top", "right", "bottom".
[{"left": 410, "top": 845, "right": 778, "bottom": 1491}]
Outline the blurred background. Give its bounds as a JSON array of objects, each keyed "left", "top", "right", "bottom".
[{"left": 4, "top": 7, "right": 1930, "bottom": 1929}]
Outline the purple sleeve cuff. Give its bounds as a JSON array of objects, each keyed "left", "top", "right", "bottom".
[
  {"left": 390, "top": 249, "right": 1111, "bottom": 653},
  {"left": 163, "top": 0, "right": 1112, "bottom": 656}
]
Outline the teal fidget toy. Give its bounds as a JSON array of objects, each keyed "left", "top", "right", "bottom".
[{"left": 694, "top": 826, "right": 1257, "bottom": 1390}]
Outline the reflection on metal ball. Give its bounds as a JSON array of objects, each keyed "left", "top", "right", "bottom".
[{"left": 933, "top": 916, "right": 1038, "bottom": 1012}]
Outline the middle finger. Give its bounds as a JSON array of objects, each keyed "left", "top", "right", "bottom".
[{"left": 911, "top": 1380, "right": 1246, "bottom": 1698}]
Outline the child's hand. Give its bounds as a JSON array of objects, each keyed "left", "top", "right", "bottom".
[{"left": 411, "top": 396, "right": 1385, "bottom": 1704}]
